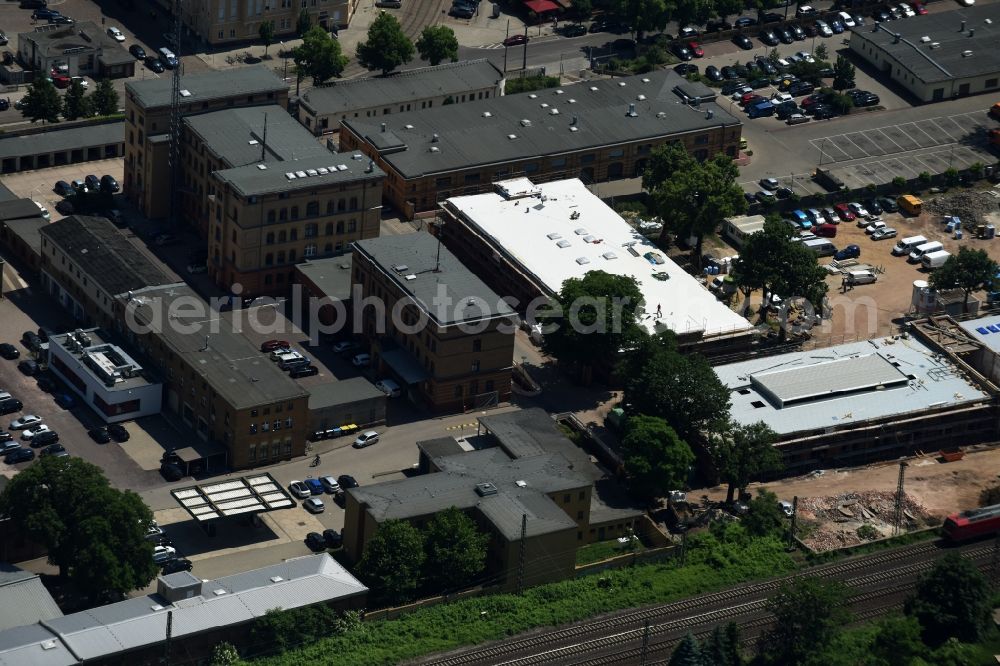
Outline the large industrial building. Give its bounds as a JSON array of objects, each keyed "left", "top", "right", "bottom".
[
  {"left": 298, "top": 59, "right": 506, "bottom": 135},
  {"left": 714, "top": 331, "right": 996, "bottom": 474},
  {"left": 339, "top": 70, "right": 742, "bottom": 218},
  {"left": 849, "top": 5, "right": 1000, "bottom": 102},
  {"left": 342, "top": 409, "right": 644, "bottom": 591},
  {"left": 438, "top": 177, "right": 755, "bottom": 356}
]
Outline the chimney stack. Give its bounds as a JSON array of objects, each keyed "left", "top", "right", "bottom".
[
  {"left": 960, "top": 20, "right": 966, "bottom": 31},
  {"left": 380, "top": 122, "right": 386, "bottom": 132},
  {"left": 626, "top": 103, "right": 637, "bottom": 117}
]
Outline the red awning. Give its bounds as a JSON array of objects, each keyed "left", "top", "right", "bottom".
[{"left": 524, "top": 0, "right": 560, "bottom": 13}]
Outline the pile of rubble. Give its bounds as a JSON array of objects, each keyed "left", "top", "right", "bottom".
[
  {"left": 797, "top": 490, "right": 933, "bottom": 552},
  {"left": 924, "top": 190, "right": 999, "bottom": 224}
]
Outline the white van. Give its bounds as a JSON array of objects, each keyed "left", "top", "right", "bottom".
[
  {"left": 803, "top": 238, "right": 836, "bottom": 256},
  {"left": 921, "top": 250, "right": 951, "bottom": 270},
  {"left": 375, "top": 378, "right": 401, "bottom": 398},
  {"left": 273, "top": 350, "right": 301, "bottom": 364},
  {"left": 892, "top": 235, "right": 928, "bottom": 256},
  {"left": 846, "top": 269, "right": 877, "bottom": 285},
  {"left": 908, "top": 241, "right": 943, "bottom": 263}
]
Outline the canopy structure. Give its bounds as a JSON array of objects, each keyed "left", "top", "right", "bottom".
[
  {"left": 171, "top": 472, "right": 295, "bottom": 522},
  {"left": 524, "top": 0, "right": 560, "bottom": 13}
]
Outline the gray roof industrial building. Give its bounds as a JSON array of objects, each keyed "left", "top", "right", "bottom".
[
  {"left": 0, "top": 555, "right": 366, "bottom": 665},
  {"left": 341, "top": 69, "right": 741, "bottom": 178},
  {"left": 125, "top": 66, "right": 288, "bottom": 110},
  {"left": 0, "top": 565, "right": 62, "bottom": 632},
  {"left": 849, "top": 4, "right": 1000, "bottom": 101},
  {"left": 299, "top": 59, "right": 506, "bottom": 134}
]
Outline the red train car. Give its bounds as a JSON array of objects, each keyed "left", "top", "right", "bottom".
[{"left": 942, "top": 503, "right": 1000, "bottom": 541}]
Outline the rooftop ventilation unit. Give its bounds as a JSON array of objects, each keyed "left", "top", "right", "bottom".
[
  {"left": 893, "top": 32, "right": 901, "bottom": 43},
  {"left": 336, "top": 164, "right": 348, "bottom": 171},
  {"left": 404, "top": 124, "right": 414, "bottom": 129},
  {"left": 603, "top": 251, "right": 618, "bottom": 260},
  {"left": 380, "top": 122, "right": 387, "bottom": 132},
  {"left": 618, "top": 81, "right": 626, "bottom": 87},
  {"left": 352, "top": 153, "right": 363, "bottom": 160},
  {"left": 475, "top": 482, "right": 498, "bottom": 497},
  {"left": 568, "top": 98, "right": 576, "bottom": 103},
  {"left": 549, "top": 108, "right": 559, "bottom": 115},
  {"left": 285, "top": 172, "right": 296, "bottom": 179},
  {"left": 574, "top": 228, "right": 588, "bottom": 235},
  {"left": 642, "top": 77, "right": 651, "bottom": 83},
  {"left": 540, "top": 102, "right": 549, "bottom": 108},
  {"left": 657, "top": 111, "right": 667, "bottom": 118},
  {"left": 430, "top": 146, "right": 440, "bottom": 152},
  {"left": 930, "top": 42, "right": 941, "bottom": 48},
  {"left": 256, "top": 164, "right": 267, "bottom": 170},
  {"left": 920, "top": 35, "right": 931, "bottom": 42},
  {"left": 482, "top": 111, "right": 492, "bottom": 117},
  {"left": 637, "top": 94, "right": 646, "bottom": 101},
  {"left": 520, "top": 119, "right": 532, "bottom": 127},
  {"left": 295, "top": 170, "right": 307, "bottom": 178},
  {"left": 306, "top": 169, "right": 318, "bottom": 177},
  {"left": 270, "top": 576, "right": 284, "bottom": 583},
  {"left": 576, "top": 257, "right": 591, "bottom": 265},
  {"left": 960, "top": 20, "right": 966, "bottom": 31},
  {"left": 431, "top": 133, "right": 440, "bottom": 142},
  {"left": 968, "top": 28, "right": 975, "bottom": 36},
  {"left": 392, "top": 264, "right": 409, "bottom": 273},
  {"left": 555, "top": 89, "right": 564, "bottom": 94},
  {"left": 405, "top": 274, "right": 416, "bottom": 281},
  {"left": 556, "top": 239, "right": 571, "bottom": 248},
  {"left": 546, "top": 233, "right": 562, "bottom": 240},
  {"left": 583, "top": 235, "right": 596, "bottom": 243},
  {"left": 962, "top": 49, "right": 973, "bottom": 56},
  {"left": 507, "top": 134, "right": 517, "bottom": 140},
  {"left": 179, "top": 90, "right": 191, "bottom": 97},
  {"left": 529, "top": 93, "right": 538, "bottom": 99},
  {"left": 589, "top": 86, "right": 599, "bottom": 91},
  {"left": 248, "top": 139, "right": 259, "bottom": 145},
  {"left": 705, "top": 109, "right": 714, "bottom": 119},
  {"left": 626, "top": 103, "right": 638, "bottom": 117},
  {"left": 317, "top": 167, "right": 329, "bottom": 174},
  {"left": 515, "top": 480, "right": 527, "bottom": 487},
  {"left": 570, "top": 126, "right": 579, "bottom": 132}
]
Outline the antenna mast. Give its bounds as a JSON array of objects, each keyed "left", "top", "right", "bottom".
[{"left": 168, "top": 0, "right": 183, "bottom": 228}]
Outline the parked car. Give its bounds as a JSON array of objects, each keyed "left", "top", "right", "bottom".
[
  {"left": 319, "top": 476, "right": 341, "bottom": 493},
  {"left": 672, "top": 44, "right": 693, "bottom": 61},
  {"left": 337, "top": 475, "right": 359, "bottom": 491},
  {"left": 502, "top": 34, "right": 528, "bottom": 47},
  {"left": 759, "top": 177, "right": 780, "bottom": 191},
  {"left": 303, "top": 497, "right": 325, "bottom": 514},
  {"left": 834, "top": 244, "right": 861, "bottom": 261},
  {"left": 53, "top": 393, "right": 75, "bottom": 409},
  {"left": 704, "top": 65, "right": 723, "bottom": 82},
  {"left": 0, "top": 399, "right": 23, "bottom": 415},
  {"left": 305, "top": 478, "right": 325, "bottom": 495},
  {"left": 871, "top": 227, "right": 898, "bottom": 241},
  {"left": 260, "top": 339, "right": 290, "bottom": 353},
  {"left": 22, "top": 424, "right": 51, "bottom": 441},
  {"left": 100, "top": 175, "right": 120, "bottom": 193},
  {"left": 734, "top": 16, "right": 757, "bottom": 28},
  {"left": 18, "top": 360, "right": 38, "bottom": 376},
  {"left": 289, "top": 480, "right": 311, "bottom": 499},
  {"left": 687, "top": 41, "right": 704, "bottom": 57},
  {"left": 560, "top": 23, "right": 587, "bottom": 37},
  {"left": 848, "top": 202, "right": 870, "bottom": 218},
  {"left": 54, "top": 180, "right": 74, "bottom": 196},
  {"left": 353, "top": 430, "right": 380, "bottom": 448},
  {"left": 674, "top": 63, "right": 698, "bottom": 76},
  {"left": 107, "top": 26, "right": 126, "bottom": 42},
  {"left": 305, "top": 532, "right": 327, "bottom": 551},
  {"left": 0, "top": 440, "right": 19, "bottom": 455},
  {"left": 0, "top": 343, "right": 19, "bottom": 360},
  {"left": 790, "top": 24, "right": 806, "bottom": 40},
  {"left": 732, "top": 33, "right": 754, "bottom": 50},
  {"left": 153, "top": 546, "right": 176, "bottom": 564},
  {"left": 129, "top": 44, "right": 147, "bottom": 60},
  {"left": 866, "top": 220, "right": 888, "bottom": 235},
  {"left": 89, "top": 427, "right": 112, "bottom": 443},
  {"left": 160, "top": 462, "right": 184, "bottom": 481},
  {"left": 108, "top": 423, "right": 129, "bottom": 442},
  {"left": 31, "top": 430, "right": 59, "bottom": 447},
  {"left": 289, "top": 365, "right": 319, "bottom": 378},
  {"left": 39, "top": 442, "right": 67, "bottom": 457},
  {"left": 351, "top": 353, "right": 371, "bottom": 367},
  {"left": 162, "top": 558, "right": 193, "bottom": 574},
  {"left": 144, "top": 56, "right": 165, "bottom": 73},
  {"left": 815, "top": 20, "right": 833, "bottom": 37},
  {"left": 10, "top": 415, "right": 42, "bottom": 430},
  {"left": 323, "top": 529, "right": 343, "bottom": 548},
  {"left": 759, "top": 29, "right": 779, "bottom": 46},
  {"left": 796, "top": 5, "right": 818, "bottom": 17},
  {"left": 4, "top": 447, "right": 34, "bottom": 464}
]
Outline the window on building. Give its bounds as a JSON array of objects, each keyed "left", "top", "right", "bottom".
[
  {"left": 290, "top": 229, "right": 298, "bottom": 241},
  {"left": 306, "top": 201, "right": 319, "bottom": 217},
  {"left": 304, "top": 243, "right": 316, "bottom": 257},
  {"left": 580, "top": 153, "right": 596, "bottom": 164},
  {"left": 273, "top": 419, "right": 281, "bottom": 431},
  {"left": 289, "top": 249, "right": 296, "bottom": 262},
  {"left": 550, "top": 157, "right": 566, "bottom": 168},
  {"left": 336, "top": 220, "right": 344, "bottom": 233},
  {"left": 325, "top": 222, "right": 333, "bottom": 235},
  {"left": 278, "top": 230, "right": 286, "bottom": 242},
  {"left": 305, "top": 223, "right": 317, "bottom": 237},
  {"left": 338, "top": 199, "right": 346, "bottom": 212},
  {"left": 291, "top": 206, "right": 299, "bottom": 220},
  {"left": 523, "top": 162, "right": 539, "bottom": 173},
  {"left": 248, "top": 444, "right": 256, "bottom": 461},
  {"left": 265, "top": 253, "right": 273, "bottom": 266},
  {"left": 324, "top": 243, "right": 333, "bottom": 254},
  {"left": 266, "top": 232, "right": 274, "bottom": 244},
  {"left": 472, "top": 339, "right": 482, "bottom": 352},
  {"left": 267, "top": 210, "right": 276, "bottom": 223},
  {"left": 348, "top": 220, "right": 357, "bottom": 232},
  {"left": 471, "top": 360, "right": 480, "bottom": 372}
]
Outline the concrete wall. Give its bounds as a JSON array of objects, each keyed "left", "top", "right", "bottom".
[{"left": 309, "top": 394, "right": 386, "bottom": 433}]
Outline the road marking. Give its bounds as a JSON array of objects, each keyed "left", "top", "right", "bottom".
[
  {"left": 875, "top": 128, "right": 907, "bottom": 152},
  {"left": 883, "top": 157, "right": 920, "bottom": 177},
  {"left": 927, "top": 117, "right": 960, "bottom": 141},
  {"left": 907, "top": 121, "right": 939, "bottom": 146},
  {"left": 445, "top": 422, "right": 478, "bottom": 431},
  {"left": 841, "top": 133, "right": 871, "bottom": 158}
]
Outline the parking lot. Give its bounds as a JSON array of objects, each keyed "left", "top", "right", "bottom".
[{"left": 0, "top": 157, "right": 125, "bottom": 222}]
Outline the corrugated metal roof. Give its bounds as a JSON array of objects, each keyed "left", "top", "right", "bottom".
[
  {"left": 0, "top": 624, "right": 72, "bottom": 666},
  {"left": 0, "top": 566, "right": 62, "bottom": 632},
  {"left": 750, "top": 353, "right": 909, "bottom": 408}
]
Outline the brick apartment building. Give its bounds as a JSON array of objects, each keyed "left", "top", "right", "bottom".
[
  {"left": 352, "top": 233, "right": 516, "bottom": 412},
  {"left": 338, "top": 69, "right": 742, "bottom": 218}
]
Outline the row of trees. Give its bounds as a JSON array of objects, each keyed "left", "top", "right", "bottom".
[
  {"left": 355, "top": 507, "right": 489, "bottom": 605},
  {"left": 669, "top": 551, "right": 994, "bottom": 665},
  {"left": 21, "top": 77, "right": 119, "bottom": 124},
  {"left": 284, "top": 13, "right": 460, "bottom": 87}
]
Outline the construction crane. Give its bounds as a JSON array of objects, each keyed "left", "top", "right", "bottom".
[{"left": 168, "top": 0, "right": 183, "bottom": 228}]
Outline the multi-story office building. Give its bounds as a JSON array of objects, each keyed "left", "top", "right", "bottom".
[
  {"left": 297, "top": 59, "right": 505, "bottom": 135},
  {"left": 149, "top": 0, "right": 359, "bottom": 46},
  {"left": 339, "top": 70, "right": 742, "bottom": 218},
  {"left": 124, "top": 67, "right": 290, "bottom": 219},
  {"left": 352, "top": 233, "right": 516, "bottom": 412}
]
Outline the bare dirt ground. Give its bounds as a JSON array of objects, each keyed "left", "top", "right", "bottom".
[{"left": 700, "top": 444, "right": 1000, "bottom": 519}]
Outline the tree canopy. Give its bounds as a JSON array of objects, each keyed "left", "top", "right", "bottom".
[
  {"left": 904, "top": 552, "right": 992, "bottom": 646},
  {"left": 89, "top": 79, "right": 120, "bottom": 116},
  {"left": 929, "top": 247, "right": 999, "bottom": 312},
  {"left": 539, "top": 270, "right": 644, "bottom": 376},
  {"left": 832, "top": 55, "right": 856, "bottom": 91},
  {"left": 294, "top": 25, "right": 349, "bottom": 85},
  {"left": 648, "top": 151, "right": 746, "bottom": 266},
  {"left": 621, "top": 415, "right": 694, "bottom": 501},
  {"left": 296, "top": 8, "right": 312, "bottom": 36},
  {"left": 619, "top": 332, "right": 731, "bottom": 440},
  {"left": 741, "top": 488, "right": 786, "bottom": 538},
  {"left": 760, "top": 577, "right": 851, "bottom": 665},
  {"left": 423, "top": 507, "right": 489, "bottom": 591},
  {"left": 356, "top": 12, "right": 414, "bottom": 75},
  {"left": 668, "top": 633, "right": 705, "bottom": 666},
  {"left": 606, "top": 0, "right": 671, "bottom": 38},
  {"left": 415, "top": 25, "right": 459, "bottom": 66},
  {"left": 21, "top": 76, "right": 61, "bottom": 123},
  {"left": 259, "top": 20, "right": 276, "bottom": 57},
  {"left": 708, "top": 421, "right": 781, "bottom": 503},
  {"left": 0, "top": 457, "right": 157, "bottom": 601},
  {"left": 357, "top": 519, "right": 426, "bottom": 605},
  {"left": 62, "top": 79, "right": 92, "bottom": 121}
]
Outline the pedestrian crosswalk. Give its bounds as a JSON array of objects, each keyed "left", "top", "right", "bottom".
[
  {"left": 477, "top": 43, "right": 507, "bottom": 50},
  {"left": 445, "top": 422, "right": 478, "bottom": 431}
]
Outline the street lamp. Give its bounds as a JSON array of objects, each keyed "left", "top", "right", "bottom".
[
  {"left": 280, "top": 41, "right": 288, "bottom": 81},
  {"left": 818, "top": 137, "right": 828, "bottom": 165}
]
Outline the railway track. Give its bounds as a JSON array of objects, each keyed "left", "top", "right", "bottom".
[
  {"left": 414, "top": 540, "right": 993, "bottom": 666},
  {"left": 341, "top": 0, "right": 447, "bottom": 79}
]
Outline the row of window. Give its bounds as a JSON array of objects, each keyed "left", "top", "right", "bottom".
[
  {"left": 261, "top": 220, "right": 357, "bottom": 243},
  {"left": 248, "top": 439, "right": 293, "bottom": 462},
  {"left": 261, "top": 198, "right": 361, "bottom": 222},
  {"left": 249, "top": 417, "right": 294, "bottom": 434}
]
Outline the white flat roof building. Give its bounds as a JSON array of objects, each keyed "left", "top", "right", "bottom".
[
  {"left": 717, "top": 336, "right": 988, "bottom": 437},
  {"left": 442, "top": 178, "right": 754, "bottom": 341}
]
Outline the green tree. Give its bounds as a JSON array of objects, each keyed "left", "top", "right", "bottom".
[
  {"left": 832, "top": 55, "right": 856, "bottom": 90},
  {"left": 62, "top": 78, "right": 92, "bottom": 121},
  {"left": 668, "top": 633, "right": 704, "bottom": 666},
  {"left": 0, "top": 457, "right": 157, "bottom": 602},
  {"left": 814, "top": 42, "right": 829, "bottom": 61},
  {"left": 703, "top": 622, "right": 743, "bottom": 666},
  {"left": 929, "top": 247, "right": 999, "bottom": 312},
  {"left": 89, "top": 78, "right": 120, "bottom": 116},
  {"left": 714, "top": 0, "right": 743, "bottom": 18},
  {"left": 297, "top": 8, "right": 312, "bottom": 36},
  {"left": 20, "top": 75, "right": 61, "bottom": 123},
  {"left": 571, "top": 0, "right": 593, "bottom": 18},
  {"left": 943, "top": 167, "right": 960, "bottom": 186},
  {"left": 415, "top": 25, "right": 458, "bottom": 66},
  {"left": 356, "top": 11, "right": 414, "bottom": 75},
  {"left": 621, "top": 415, "right": 694, "bottom": 501},
  {"left": 259, "top": 20, "right": 276, "bottom": 57},
  {"left": 607, "top": 0, "right": 672, "bottom": 39},
  {"left": 904, "top": 552, "right": 991, "bottom": 646},
  {"left": 651, "top": 153, "right": 746, "bottom": 266},
  {"left": 357, "top": 519, "right": 426, "bottom": 605},
  {"left": 869, "top": 615, "right": 926, "bottom": 666},
  {"left": 828, "top": 92, "right": 855, "bottom": 116},
  {"left": 673, "top": 0, "right": 714, "bottom": 31},
  {"left": 539, "top": 270, "right": 644, "bottom": 379},
  {"left": 742, "top": 489, "right": 785, "bottom": 538},
  {"left": 210, "top": 641, "right": 240, "bottom": 666},
  {"left": 620, "top": 333, "right": 731, "bottom": 440},
  {"left": 642, "top": 141, "right": 689, "bottom": 193},
  {"left": 892, "top": 176, "right": 907, "bottom": 192},
  {"left": 423, "top": 507, "right": 489, "bottom": 591},
  {"left": 709, "top": 421, "right": 781, "bottom": 504},
  {"left": 760, "top": 577, "right": 851, "bottom": 665},
  {"left": 249, "top": 605, "right": 358, "bottom": 654},
  {"left": 294, "top": 25, "right": 349, "bottom": 85}
]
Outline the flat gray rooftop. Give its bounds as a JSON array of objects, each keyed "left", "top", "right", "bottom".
[
  {"left": 353, "top": 233, "right": 514, "bottom": 327},
  {"left": 717, "top": 337, "right": 989, "bottom": 436},
  {"left": 342, "top": 69, "right": 741, "bottom": 178},
  {"left": 0, "top": 122, "right": 123, "bottom": 161},
  {"left": 850, "top": 5, "right": 1000, "bottom": 83},
  {"left": 184, "top": 105, "right": 329, "bottom": 168},
  {"left": 959, "top": 314, "right": 1000, "bottom": 353},
  {"left": 49, "top": 328, "right": 154, "bottom": 391},
  {"left": 214, "top": 152, "right": 384, "bottom": 199},
  {"left": 120, "top": 284, "right": 307, "bottom": 409},
  {"left": 308, "top": 377, "right": 385, "bottom": 409},
  {"left": 125, "top": 66, "right": 287, "bottom": 110},
  {"left": 296, "top": 255, "right": 354, "bottom": 301},
  {"left": 300, "top": 59, "right": 503, "bottom": 116}
]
